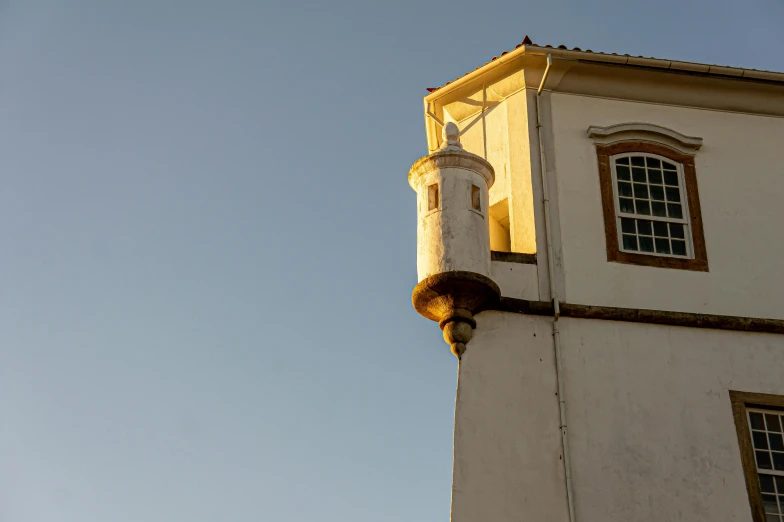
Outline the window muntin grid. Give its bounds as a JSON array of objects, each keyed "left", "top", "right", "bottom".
[
  {"left": 610, "top": 153, "right": 693, "bottom": 259},
  {"left": 748, "top": 408, "right": 784, "bottom": 522}
]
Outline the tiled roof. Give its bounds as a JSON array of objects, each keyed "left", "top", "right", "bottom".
[{"left": 425, "top": 36, "right": 784, "bottom": 94}]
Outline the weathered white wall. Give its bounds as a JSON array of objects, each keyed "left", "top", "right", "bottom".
[
  {"left": 414, "top": 166, "right": 491, "bottom": 282},
  {"left": 559, "top": 318, "right": 784, "bottom": 522},
  {"left": 432, "top": 72, "right": 784, "bottom": 522},
  {"left": 457, "top": 98, "right": 510, "bottom": 208},
  {"left": 490, "top": 260, "right": 539, "bottom": 301},
  {"left": 455, "top": 91, "right": 539, "bottom": 254},
  {"left": 454, "top": 312, "right": 784, "bottom": 522},
  {"left": 451, "top": 311, "right": 568, "bottom": 522},
  {"left": 549, "top": 93, "right": 784, "bottom": 319}
]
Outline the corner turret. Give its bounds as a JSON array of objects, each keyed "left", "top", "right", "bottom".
[{"left": 408, "top": 122, "right": 501, "bottom": 358}]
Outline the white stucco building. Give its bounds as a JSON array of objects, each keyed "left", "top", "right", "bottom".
[{"left": 409, "top": 37, "right": 784, "bottom": 522}]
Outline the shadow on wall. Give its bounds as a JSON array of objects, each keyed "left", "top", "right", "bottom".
[
  {"left": 490, "top": 198, "right": 511, "bottom": 252},
  {"left": 440, "top": 84, "right": 536, "bottom": 255}
]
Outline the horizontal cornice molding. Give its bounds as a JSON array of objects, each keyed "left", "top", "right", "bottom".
[
  {"left": 408, "top": 150, "right": 495, "bottom": 190},
  {"left": 494, "top": 298, "right": 784, "bottom": 335}
]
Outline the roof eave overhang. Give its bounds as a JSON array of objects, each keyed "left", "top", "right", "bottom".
[
  {"left": 425, "top": 45, "right": 784, "bottom": 104},
  {"left": 423, "top": 45, "right": 784, "bottom": 152}
]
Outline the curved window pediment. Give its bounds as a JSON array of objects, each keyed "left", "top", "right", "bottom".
[{"left": 587, "top": 122, "right": 703, "bottom": 155}]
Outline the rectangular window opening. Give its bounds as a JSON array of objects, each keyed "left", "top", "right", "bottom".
[
  {"left": 595, "top": 141, "right": 708, "bottom": 271},
  {"left": 611, "top": 153, "right": 693, "bottom": 260},
  {"left": 489, "top": 198, "right": 511, "bottom": 253},
  {"left": 471, "top": 185, "right": 481, "bottom": 212},
  {"left": 427, "top": 183, "right": 439, "bottom": 211},
  {"left": 731, "top": 392, "right": 784, "bottom": 522}
]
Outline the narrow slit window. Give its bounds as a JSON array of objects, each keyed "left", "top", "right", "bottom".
[
  {"left": 428, "top": 183, "right": 439, "bottom": 211},
  {"left": 471, "top": 185, "right": 481, "bottom": 211}
]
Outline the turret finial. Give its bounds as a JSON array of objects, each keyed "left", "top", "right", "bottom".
[{"left": 440, "top": 122, "right": 462, "bottom": 150}]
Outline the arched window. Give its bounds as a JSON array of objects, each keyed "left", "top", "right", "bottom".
[
  {"left": 588, "top": 123, "right": 708, "bottom": 271},
  {"left": 612, "top": 153, "right": 689, "bottom": 257}
]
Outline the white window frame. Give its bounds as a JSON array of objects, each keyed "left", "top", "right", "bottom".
[
  {"left": 748, "top": 407, "right": 784, "bottom": 478},
  {"left": 610, "top": 152, "right": 694, "bottom": 259},
  {"left": 746, "top": 407, "right": 784, "bottom": 521}
]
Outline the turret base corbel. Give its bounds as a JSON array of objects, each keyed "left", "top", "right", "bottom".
[{"left": 412, "top": 271, "right": 501, "bottom": 359}]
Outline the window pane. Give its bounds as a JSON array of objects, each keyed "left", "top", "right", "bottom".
[
  {"left": 666, "top": 187, "right": 681, "bottom": 202},
  {"left": 764, "top": 494, "right": 779, "bottom": 513},
  {"left": 639, "top": 236, "right": 654, "bottom": 252},
  {"left": 620, "top": 198, "right": 634, "bottom": 213},
  {"left": 670, "top": 223, "right": 685, "bottom": 239},
  {"left": 653, "top": 221, "right": 668, "bottom": 237},
  {"left": 774, "top": 452, "right": 784, "bottom": 471},
  {"left": 650, "top": 185, "right": 665, "bottom": 201},
  {"left": 648, "top": 169, "right": 663, "bottom": 185},
  {"left": 662, "top": 161, "right": 677, "bottom": 170},
  {"left": 655, "top": 237, "right": 671, "bottom": 254},
  {"left": 631, "top": 156, "right": 645, "bottom": 167},
  {"left": 616, "top": 157, "right": 630, "bottom": 165},
  {"left": 616, "top": 166, "right": 631, "bottom": 180},
  {"left": 635, "top": 200, "right": 650, "bottom": 215},
  {"left": 775, "top": 476, "right": 784, "bottom": 492},
  {"left": 756, "top": 431, "right": 771, "bottom": 450},
  {"left": 752, "top": 412, "right": 766, "bottom": 430},
  {"left": 637, "top": 220, "right": 652, "bottom": 235},
  {"left": 664, "top": 170, "right": 679, "bottom": 186},
  {"left": 767, "top": 414, "right": 782, "bottom": 432},
  {"left": 772, "top": 433, "right": 784, "bottom": 452},
  {"left": 766, "top": 514, "right": 779, "bottom": 522},
  {"left": 622, "top": 234, "right": 638, "bottom": 251},
  {"left": 758, "top": 450, "right": 774, "bottom": 469},
  {"left": 646, "top": 157, "right": 661, "bottom": 168},
  {"left": 621, "top": 218, "right": 636, "bottom": 234},
  {"left": 618, "top": 182, "right": 633, "bottom": 197},
  {"left": 651, "top": 201, "right": 667, "bottom": 217},
  {"left": 632, "top": 168, "right": 647, "bottom": 183},
  {"left": 633, "top": 183, "right": 649, "bottom": 199},
  {"left": 671, "top": 240, "right": 687, "bottom": 256},
  {"left": 761, "top": 474, "right": 776, "bottom": 493},
  {"left": 668, "top": 203, "right": 683, "bottom": 219}
]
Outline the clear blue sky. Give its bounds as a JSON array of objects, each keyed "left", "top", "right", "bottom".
[{"left": 0, "top": 1, "right": 781, "bottom": 520}]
